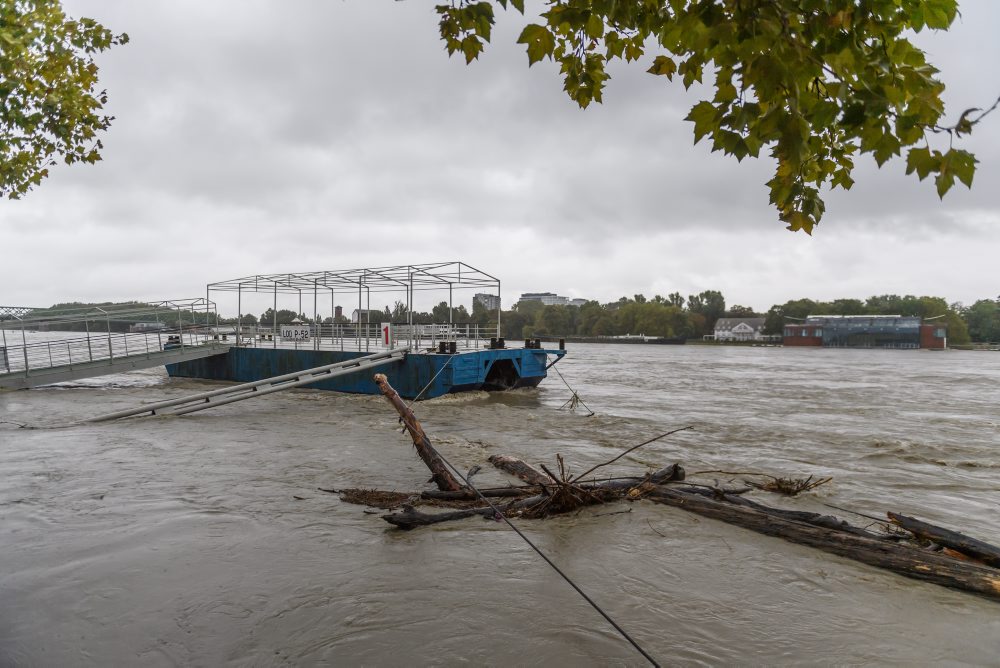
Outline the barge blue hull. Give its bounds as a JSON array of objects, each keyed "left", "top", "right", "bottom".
[{"left": 165, "top": 347, "right": 565, "bottom": 399}]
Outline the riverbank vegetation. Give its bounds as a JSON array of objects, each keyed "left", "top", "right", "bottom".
[
  {"left": 491, "top": 292, "right": 979, "bottom": 345},
  {"left": 13, "top": 292, "right": 1000, "bottom": 345}
]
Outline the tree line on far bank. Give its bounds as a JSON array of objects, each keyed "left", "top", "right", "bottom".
[
  {"left": 486, "top": 292, "right": 1000, "bottom": 345},
  {"left": 15, "top": 293, "right": 1000, "bottom": 345}
]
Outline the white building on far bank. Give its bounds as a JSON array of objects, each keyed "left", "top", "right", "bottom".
[
  {"left": 713, "top": 317, "right": 767, "bottom": 341},
  {"left": 519, "top": 292, "right": 588, "bottom": 307}
]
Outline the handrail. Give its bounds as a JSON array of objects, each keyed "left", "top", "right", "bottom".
[
  {"left": 235, "top": 321, "right": 488, "bottom": 352},
  {"left": 0, "top": 330, "right": 216, "bottom": 376}
]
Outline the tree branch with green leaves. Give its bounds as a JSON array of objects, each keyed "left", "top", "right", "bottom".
[
  {"left": 436, "top": 0, "right": 993, "bottom": 233},
  {"left": 0, "top": 0, "right": 127, "bottom": 199}
]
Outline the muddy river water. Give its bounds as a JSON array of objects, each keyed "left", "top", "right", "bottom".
[{"left": 2, "top": 342, "right": 999, "bottom": 665}]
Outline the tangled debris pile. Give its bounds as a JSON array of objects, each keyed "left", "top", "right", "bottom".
[{"left": 328, "top": 375, "right": 1000, "bottom": 602}]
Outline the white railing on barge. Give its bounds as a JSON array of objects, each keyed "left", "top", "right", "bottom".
[{"left": 233, "top": 322, "right": 491, "bottom": 353}]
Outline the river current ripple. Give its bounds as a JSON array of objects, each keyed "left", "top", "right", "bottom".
[{"left": 2, "top": 343, "right": 999, "bottom": 665}]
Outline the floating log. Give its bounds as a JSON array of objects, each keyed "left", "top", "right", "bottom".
[
  {"left": 384, "top": 505, "right": 498, "bottom": 529},
  {"left": 384, "top": 493, "right": 550, "bottom": 530},
  {"left": 575, "top": 463, "right": 685, "bottom": 492},
  {"left": 384, "top": 464, "right": 685, "bottom": 529},
  {"left": 421, "top": 488, "right": 530, "bottom": 501},
  {"left": 374, "top": 373, "right": 463, "bottom": 491},
  {"left": 888, "top": 512, "right": 1000, "bottom": 569},
  {"left": 647, "top": 487, "right": 1000, "bottom": 600},
  {"left": 488, "top": 454, "right": 554, "bottom": 485},
  {"left": 422, "top": 464, "right": 685, "bottom": 501},
  {"left": 674, "top": 487, "right": 882, "bottom": 537}
]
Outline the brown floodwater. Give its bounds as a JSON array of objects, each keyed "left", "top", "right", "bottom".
[{"left": 2, "top": 342, "right": 999, "bottom": 666}]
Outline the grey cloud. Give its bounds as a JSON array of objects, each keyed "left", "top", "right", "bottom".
[{"left": 2, "top": 0, "right": 998, "bottom": 309}]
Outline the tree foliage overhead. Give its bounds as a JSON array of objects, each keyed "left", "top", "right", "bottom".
[
  {"left": 437, "top": 0, "right": 992, "bottom": 233},
  {"left": 0, "top": 0, "right": 127, "bottom": 198}
]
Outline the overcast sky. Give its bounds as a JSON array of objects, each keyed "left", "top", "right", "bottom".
[{"left": 3, "top": 0, "right": 998, "bottom": 316}]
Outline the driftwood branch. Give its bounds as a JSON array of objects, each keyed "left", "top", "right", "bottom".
[
  {"left": 745, "top": 475, "right": 832, "bottom": 496},
  {"left": 674, "top": 487, "right": 881, "bottom": 537},
  {"left": 488, "top": 454, "right": 554, "bottom": 486},
  {"left": 383, "top": 493, "right": 550, "bottom": 530},
  {"left": 373, "top": 373, "right": 463, "bottom": 491},
  {"left": 381, "top": 465, "right": 685, "bottom": 529},
  {"left": 888, "top": 512, "right": 1000, "bottom": 569},
  {"left": 647, "top": 487, "right": 1000, "bottom": 601},
  {"left": 571, "top": 426, "right": 693, "bottom": 483},
  {"left": 421, "top": 487, "right": 530, "bottom": 500}
]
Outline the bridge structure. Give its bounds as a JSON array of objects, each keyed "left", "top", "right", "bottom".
[
  {"left": 0, "top": 299, "right": 229, "bottom": 390},
  {"left": 0, "top": 306, "right": 42, "bottom": 319}
]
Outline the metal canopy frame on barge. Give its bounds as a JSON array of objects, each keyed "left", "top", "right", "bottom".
[
  {"left": 170, "top": 261, "right": 564, "bottom": 400},
  {"left": 207, "top": 261, "right": 501, "bottom": 351}
]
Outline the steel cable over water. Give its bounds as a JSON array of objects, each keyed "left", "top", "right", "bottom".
[
  {"left": 419, "top": 438, "right": 660, "bottom": 667},
  {"left": 399, "top": 362, "right": 660, "bottom": 667},
  {"left": 405, "top": 354, "right": 453, "bottom": 409}
]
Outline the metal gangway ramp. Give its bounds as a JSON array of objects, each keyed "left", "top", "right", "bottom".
[
  {"left": 1, "top": 299, "right": 227, "bottom": 390},
  {"left": 87, "top": 348, "right": 408, "bottom": 422},
  {"left": 0, "top": 339, "right": 232, "bottom": 390}
]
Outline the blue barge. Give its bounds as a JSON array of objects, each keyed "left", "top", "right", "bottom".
[
  {"left": 173, "top": 262, "right": 568, "bottom": 399},
  {"left": 166, "top": 345, "right": 566, "bottom": 399}
]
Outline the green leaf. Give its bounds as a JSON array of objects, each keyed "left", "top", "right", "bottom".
[
  {"left": 808, "top": 100, "right": 840, "bottom": 130},
  {"left": 905, "top": 146, "right": 936, "bottom": 180},
  {"left": 923, "top": 0, "right": 958, "bottom": 29},
  {"left": 516, "top": 24, "right": 555, "bottom": 66},
  {"left": 461, "top": 35, "right": 483, "bottom": 64},
  {"left": 945, "top": 148, "right": 977, "bottom": 188},
  {"left": 839, "top": 103, "right": 865, "bottom": 127},
  {"left": 624, "top": 38, "right": 643, "bottom": 63},
  {"left": 585, "top": 14, "right": 603, "bottom": 40},
  {"left": 685, "top": 101, "right": 718, "bottom": 144},
  {"left": 935, "top": 169, "right": 955, "bottom": 199},
  {"left": 831, "top": 169, "right": 855, "bottom": 190},
  {"left": 679, "top": 59, "right": 702, "bottom": 89},
  {"left": 714, "top": 78, "right": 737, "bottom": 104},
  {"left": 872, "top": 133, "right": 901, "bottom": 167},
  {"left": 646, "top": 55, "right": 676, "bottom": 79},
  {"left": 784, "top": 211, "right": 814, "bottom": 234}
]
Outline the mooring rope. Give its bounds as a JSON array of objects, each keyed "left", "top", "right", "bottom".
[
  {"left": 415, "top": 437, "right": 660, "bottom": 666},
  {"left": 551, "top": 364, "right": 595, "bottom": 417},
  {"left": 404, "top": 354, "right": 454, "bottom": 410}
]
